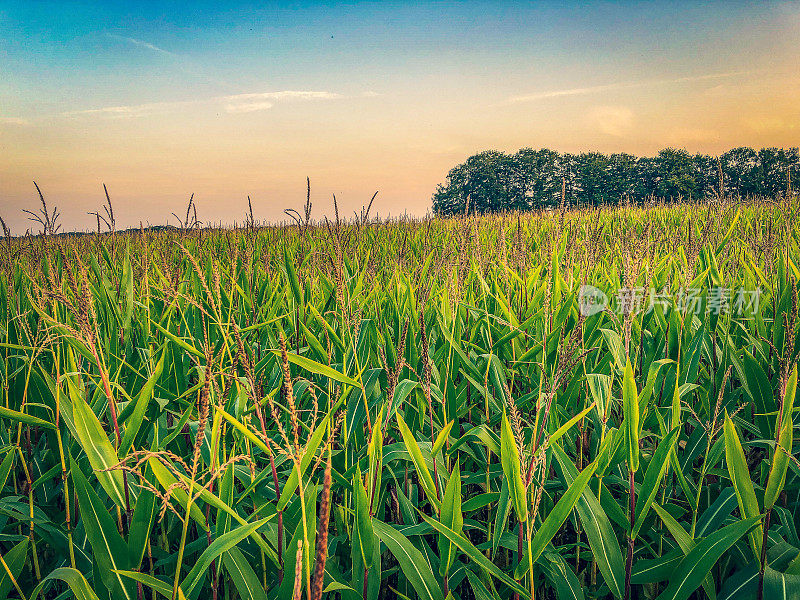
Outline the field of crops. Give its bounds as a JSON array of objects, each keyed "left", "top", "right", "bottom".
[{"left": 1, "top": 199, "right": 799, "bottom": 600}]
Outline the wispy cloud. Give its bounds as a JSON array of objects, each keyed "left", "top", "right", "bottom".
[
  {"left": 224, "top": 101, "right": 274, "bottom": 113},
  {"left": 221, "top": 90, "right": 343, "bottom": 113},
  {"left": 61, "top": 90, "right": 354, "bottom": 118},
  {"left": 106, "top": 33, "right": 177, "bottom": 57},
  {"left": 223, "top": 91, "right": 343, "bottom": 102},
  {"left": 62, "top": 100, "right": 196, "bottom": 118},
  {"left": 106, "top": 32, "right": 237, "bottom": 89},
  {"left": 508, "top": 71, "right": 749, "bottom": 103}
]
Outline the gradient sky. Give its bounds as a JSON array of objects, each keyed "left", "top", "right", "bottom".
[{"left": 1, "top": 1, "right": 799, "bottom": 231}]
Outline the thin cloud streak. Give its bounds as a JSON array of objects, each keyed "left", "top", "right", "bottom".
[
  {"left": 104, "top": 32, "right": 236, "bottom": 89},
  {"left": 106, "top": 33, "right": 178, "bottom": 57},
  {"left": 62, "top": 100, "right": 197, "bottom": 118},
  {"left": 508, "top": 71, "right": 750, "bottom": 103},
  {"left": 61, "top": 90, "right": 355, "bottom": 118},
  {"left": 222, "top": 90, "right": 343, "bottom": 113},
  {"left": 224, "top": 101, "right": 274, "bottom": 113},
  {"left": 223, "top": 91, "right": 343, "bottom": 101}
]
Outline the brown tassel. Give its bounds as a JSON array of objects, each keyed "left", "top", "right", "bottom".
[
  {"left": 311, "top": 454, "right": 333, "bottom": 600},
  {"left": 292, "top": 540, "right": 304, "bottom": 600}
]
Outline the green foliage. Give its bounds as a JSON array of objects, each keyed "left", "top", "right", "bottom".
[
  {"left": 432, "top": 146, "right": 800, "bottom": 214},
  {"left": 0, "top": 199, "right": 798, "bottom": 599}
]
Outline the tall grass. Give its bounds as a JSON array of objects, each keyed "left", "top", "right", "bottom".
[{"left": 0, "top": 198, "right": 798, "bottom": 600}]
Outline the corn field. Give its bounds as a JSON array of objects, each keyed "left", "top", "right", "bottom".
[{"left": 1, "top": 199, "right": 799, "bottom": 600}]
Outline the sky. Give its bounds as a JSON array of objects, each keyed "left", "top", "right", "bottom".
[{"left": 1, "top": 1, "right": 799, "bottom": 232}]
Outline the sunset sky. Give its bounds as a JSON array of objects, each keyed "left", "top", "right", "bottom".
[{"left": 1, "top": 1, "right": 799, "bottom": 231}]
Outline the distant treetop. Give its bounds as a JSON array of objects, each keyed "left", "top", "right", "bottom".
[{"left": 431, "top": 146, "right": 799, "bottom": 215}]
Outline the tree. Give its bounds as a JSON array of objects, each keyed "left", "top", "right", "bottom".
[
  {"left": 606, "top": 153, "right": 640, "bottom": 203},
  {"left": 431, "top": 146, "right": 798, "bottom": 216},
  {"left": 692, "top": 153, "right": 718, "bottom": 199},
  {"left": 757, "top": 148, "right": 800, "bottom": 197},
  {"left": 632, "top": 156, "right": 658, "bottom": 202},
  {"left": 720, "top": 147, "right": 759, "bottom": 197},
  {"left": 575, "top": 152, "right": 611, "bottom": 205},
  {"left": 653, "top": 148, "right": 697, "bottom": 199},
  {"left": 513, "top": 148, "right": 561, "bottom": 208}
]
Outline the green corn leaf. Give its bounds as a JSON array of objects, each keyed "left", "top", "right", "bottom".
[
  {"left": 515, "top": 459, "right": 598, "bottom": 579},
  {"left": 70, "top": 456, "right": 136, "bottom": 600},
  {"left": 122, "top": 243, "right": 135, "bottom": 333},
  {"left": 541, "top": 550, "right": 585, "bottom": 600},
  {"left": 552, "top": 445, "right": 624, "bottom": 599},
  {"left": 278, "top": 410, "right": 331, "bottom": 511},
  {"left": 151, "top": 320, "right": 205, "bottom": 358},
  {"left": 671, "top": 366, "right": 682, "bottom": 429},
  {"left": 119, "top": 350, "right": 165, "bottom": 456},
  {"left": 633, "top": 428, "right": 680, "bottom": 539},
  {"left": 148, "top": 457, "right": 209, "bottom": 531},
  {"left": 596, "top": 427, "right": 624, "bottom": 477},
  {"left": 0, "top": 448, "right": 16, "bottom": 491},
  {"left": 762, "top": 567, "right": 800, "bottom": 600},
  {"left": 69, "top": 382, "right": 129, "bottom": 509},
  {"left": 432, "top": 421, "right": 454, "bottom": 457},
  {"left": 173, "top": 470, "right": 277, "bottom": 565},
  {"left": 216, "top": 406, "right": 271, "bottom": 455},
  {"left": 600, "top": 329, "right": 626, "bottom": 372},
  {"left": 723, "top": 412, "right": 763, "bottom": 560},
  {"left": 764, "top": 365, "right": 797, "bottom": 510},
  {"left": 0, "top": 405, "right": 55, "bottom": 429},
  {"left": 283, "top": 246, "right": 303, "bottom": 306},
  {"left": 500, "top": 411, "right": 527, "bottom": 523},
  {"left": 128, "top": 483, "right": 156, "bottom": 568},
  {"left": 464, "top": 569, "right": 502, "bottom": 600},
  {"left": 655, "top": 517, "right": 761, "bottom": 600},
  {"left": 308, "top": 304, "right": 346, "bottom": 353},
  {"left": 651, "top": 505, "right": 726, "bottom": 599},
  {"left": 623, "top": 358, "right": 640, "bottom": 472},
  {"left": 372, "top": 518, "right": 444, "bottom": 600},
  {"left": 300, "top": 320, "right": 329, "bottom": 363},
  {"left": 396, "top": 413, "right": 440, "bottom": 511},
  {"left": 217, "top": 464, "right": 235, "bottom": 538},
  {"left": 436, "top": 315, "right": 481, "bottom": 381},
  {"left": 353, "top": 468, "right": 375, "bottom": 569},
  {"left": 492, "top": 477, "right": 512, "bottom": 560},
  {"left": 181, "top": 517, "right": 270, "bottom": 597},
  {"left": 274, "top": 350, "right": 361, "bottom": 389},
  {"left": 549, "top": 401, "right": 596, "bottom": 446},
  {"left": 223, "top": 547, "right": 269, "bottom": 600},
  {"left": 30, "top": 567, "right": 103, "bottom": 600},
  {"left": 114, "top": 572, "right": 173, "bottom": 599},
  {"left": 368, "top": 408, "right": 384, "bottom": 501},
  {"left": 388, "top": 379, "right": 418, "bottom": 421},
  {"left": 631, "top": 550, "right": 683, "bottom": 585},
  {"left": 420, "top": 512, "right": 530, "bottom": 599},
  {"left": 438, "top": 460, "right": 463, "bottom": 576},
  {"left": 0, "top": 538, "right": 28, "bottom": 600},
  {"left": 587, "top": 374, "right": 611, "bottom": 420}
]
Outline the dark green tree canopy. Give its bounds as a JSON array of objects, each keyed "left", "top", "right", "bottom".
[{"left": 432, "top": 146, "right": 799, "bottom": 215}]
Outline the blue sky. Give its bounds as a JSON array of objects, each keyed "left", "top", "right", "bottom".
[{"left": 1, "top": 1, "right": 798, "bottom": 230}]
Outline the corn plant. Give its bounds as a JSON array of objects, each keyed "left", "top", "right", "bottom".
[{"left": 0, "top": 198, "right": 798, "bottom": 600}]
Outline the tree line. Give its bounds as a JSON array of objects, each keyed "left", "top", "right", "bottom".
[{"left": 431, "top": 146, "right": 799, "bottom": 215}]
